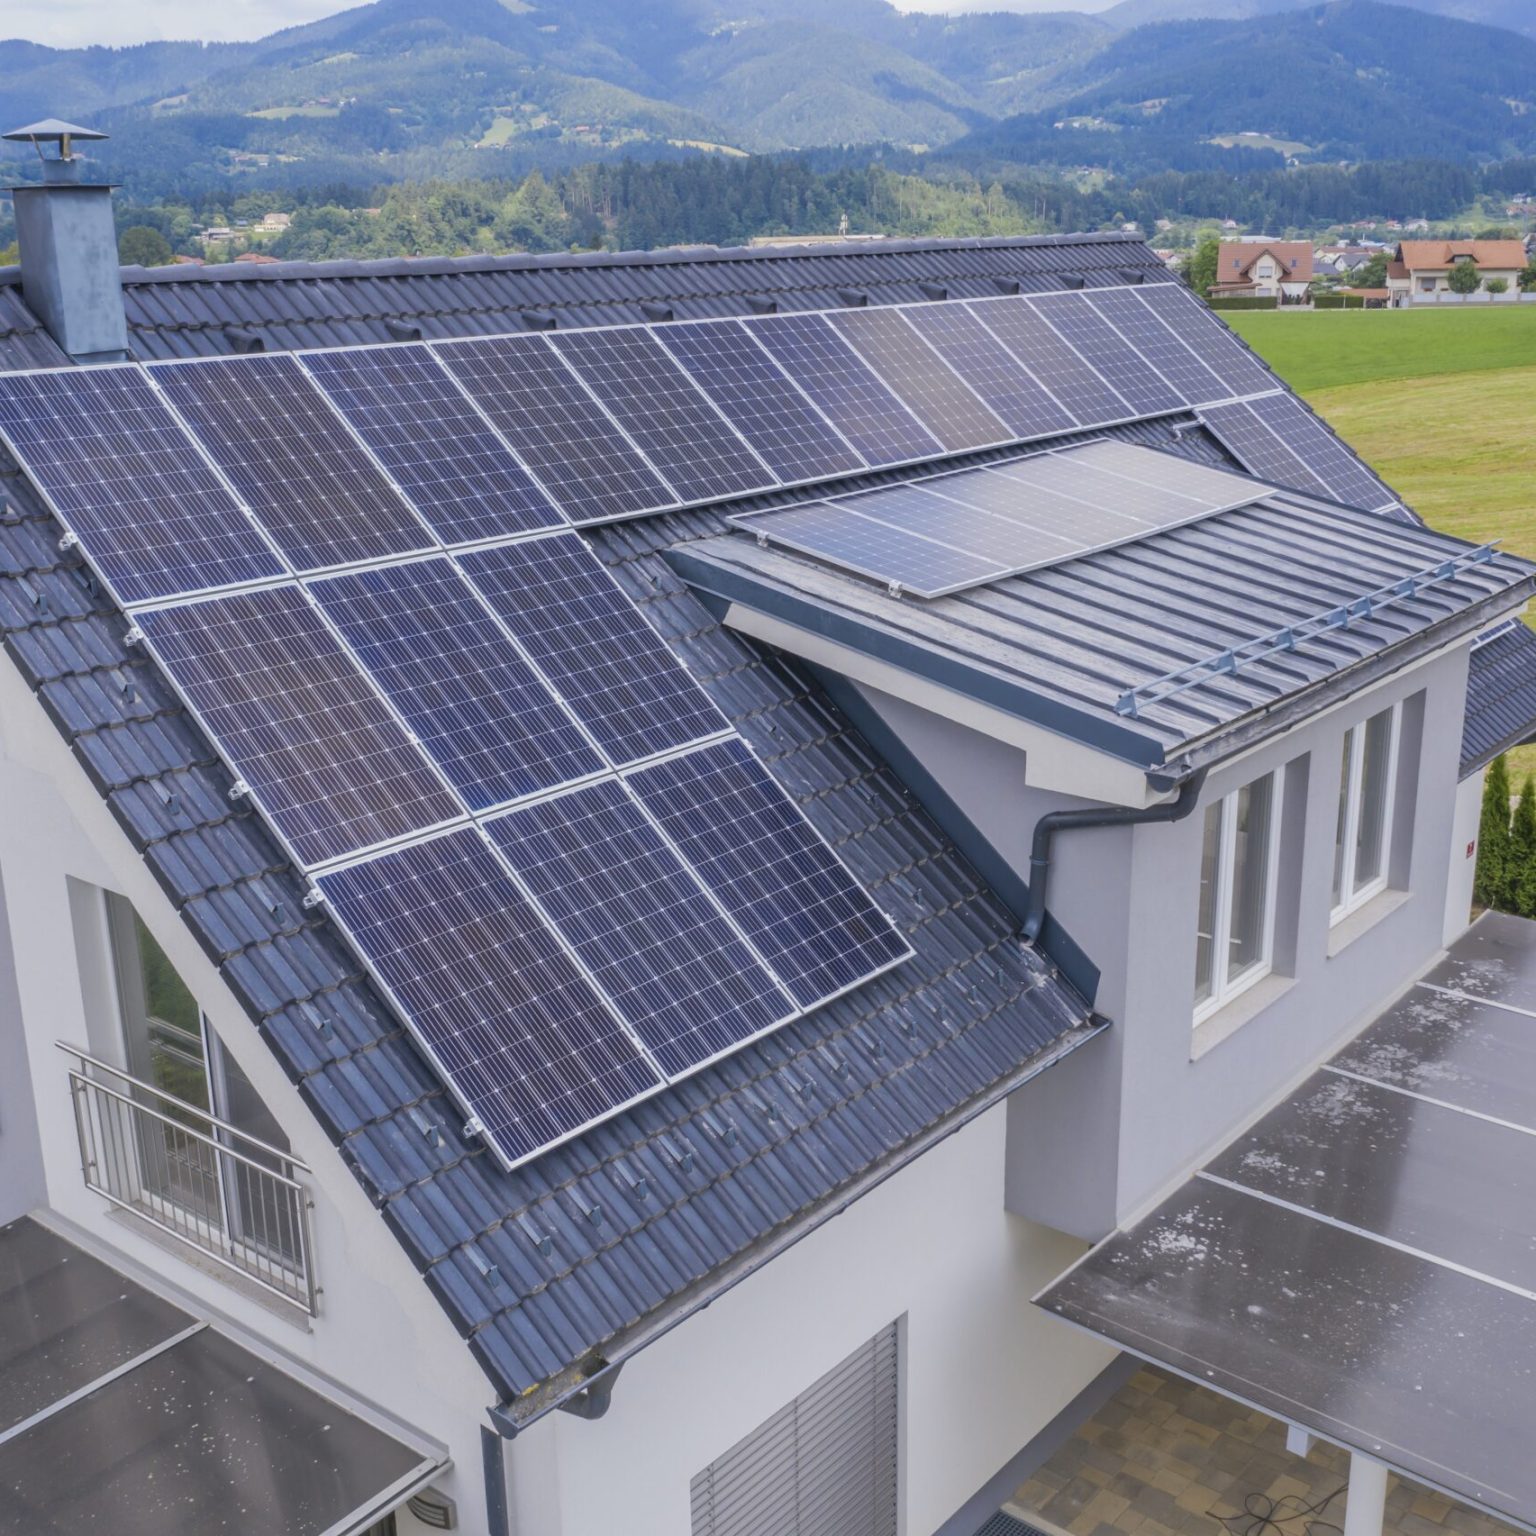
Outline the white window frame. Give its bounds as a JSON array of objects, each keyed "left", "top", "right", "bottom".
[
  {"left": 1194, "top": 771, "right": 1283, "bottom": 1027},
  {"left": 1331, "top": 702, "right": 1402, "bottom": 924}
]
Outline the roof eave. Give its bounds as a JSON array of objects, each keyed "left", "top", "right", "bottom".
[{"left": 490, "top": 1012, "right": 1107, "bottom": 1434}]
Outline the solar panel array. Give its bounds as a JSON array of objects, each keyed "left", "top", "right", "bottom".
[
  {"left": 732, "top": 440, "right": 1277, "bottom": 598},
  {"left": 0, "top": 280, "right": 1385, "bottom": 1170},
  {"left": 1198, "top": 394, "right": 1401, "bottom": 517}
]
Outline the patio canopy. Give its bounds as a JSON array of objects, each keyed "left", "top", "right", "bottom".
[
  {"left": 0, "top": 1216, "right": 444, "bottom": 1536},
  {"left": 1037, "top": 911, "right": 1536, "bottom": 1531}
]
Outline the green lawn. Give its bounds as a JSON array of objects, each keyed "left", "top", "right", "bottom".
[
  {"left": 1230, "top": 306, "right": 1536, "bottom": 773},
  {"left": 1224, "top": 306, "right": 1536, "bottom": 392}
]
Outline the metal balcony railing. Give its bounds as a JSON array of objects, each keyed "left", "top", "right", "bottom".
[{"left": 59, "top": 1044, "right": 318, "bottom": 1315}]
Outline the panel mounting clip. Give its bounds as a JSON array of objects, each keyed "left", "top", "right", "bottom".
[
  {"left": 123, "top": 625, "right": 144, "bottom": 647},
  {"left": 57, "top": 530, "right": 80, "bottom": 552},
  {"left": 301, "top": 886, "right": 325, "bottom": 910},
  {"left": 228, "top": 778, "right": 251, "bottom": 801}
]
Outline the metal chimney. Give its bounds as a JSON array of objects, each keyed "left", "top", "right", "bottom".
[{"left": 2, "top": 120, "right": 129, "bottom": 363}]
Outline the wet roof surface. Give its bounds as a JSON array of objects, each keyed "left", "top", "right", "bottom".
[
  {"left": 1037, "top": 910, "right": 1536, "bottom": 1529},
  {"left": 0, "top": 1218, "right": 435, "bottom": 1536}
]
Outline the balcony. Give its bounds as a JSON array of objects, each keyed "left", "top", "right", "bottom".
[{"left": 59, "top": 1044, "right": 318, "bottom": 1315}]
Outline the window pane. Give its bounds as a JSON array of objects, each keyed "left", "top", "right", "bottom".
[
  {"left": 1354, "top": 708, "right": 1394, "bottom": 892},
  {"left": 1332, "top": 729, "right": 1354, "bottom": 909},
  {"left": 1194, "top": 801, "right": 1223, "bottom": 1005},
  {"left": 1227, "top": 775, "right": 1274, "bottom": 983}
]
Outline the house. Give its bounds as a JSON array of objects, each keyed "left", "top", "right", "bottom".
[
  {"left": 1387, "top": 239, "right": 1530, "bottom": 303},
  {"left": 256, "top": 210, "right": 293, "bottom": 232},
  {"left": 1208, "top": 239, "right": 1313, "bottom": 300},
  {"left": 3, "top": 120, "right": 1536, "bottom": 1536}
]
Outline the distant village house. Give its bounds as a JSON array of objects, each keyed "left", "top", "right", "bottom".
[
  {"left": 1387, "top": 239, "right": 1529, "bottom": 303},
  {"left": 1208, "top": 240, "right": 1313, "bottom": 301}
]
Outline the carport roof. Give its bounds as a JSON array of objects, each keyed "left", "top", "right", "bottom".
[
  {"left": 1036, "top": 911, "right": 1536, "bottom": 1530},
  {"left": 0, "top": 1216, "right": 442, "bottom": 1536}
]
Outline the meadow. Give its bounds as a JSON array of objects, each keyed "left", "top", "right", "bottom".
[{"left": 1228, "top": 304, "right": 1536, "bottom": 774}]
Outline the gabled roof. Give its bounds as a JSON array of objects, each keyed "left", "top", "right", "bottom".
[
  {"left": 0, "top": 233, "right": 1137, "bottom": 1424},
  {"left": 1393, "top": 240, "right": 1529, "bottom": 272},
  {"left": 1213, "top": 241, "right": 1314, "bottom": 286}
]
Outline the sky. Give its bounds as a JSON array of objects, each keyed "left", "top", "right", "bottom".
[{"left": 6, "top": 0, "right": 1115, "bottom": 50}]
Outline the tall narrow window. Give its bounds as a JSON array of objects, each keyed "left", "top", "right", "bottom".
[
  {"left": 1332, "top": 703, "right": 1401, "bottom": 922},
  {"left": 1193, "top": 771, "right": 1281, "bottom": 1023}
]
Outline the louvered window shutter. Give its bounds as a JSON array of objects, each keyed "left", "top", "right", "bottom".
[{"left": 690, "top": 1323, "right": 899, "bottom": 1536}]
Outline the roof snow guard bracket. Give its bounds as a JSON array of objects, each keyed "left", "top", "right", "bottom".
[{"left": 1114, "top": 543, "right": 1502, "bottom": 719}]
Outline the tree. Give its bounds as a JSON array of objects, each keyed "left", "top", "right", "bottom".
[
  {"left": 1512, "top": 776, "right": 1536, "bottom": 916},
  {"left": 1475, "top": 754, "right": 1513, "bottom": 911},
  {"left": 1485, "top": 277, "right": 1509, "bottom": 295},
  {"left": 1182, "top": 235, "right": 1220, "bottom": 296},
  {"left": 1356, "top": 251, "right": 1388, "bottom": 288},
  {"left": 118, "top": 225, "right": 173, "bottom": 267},
  {"left": 1521, "top": 261, "right": 1536, "bottom": 294},
  {"left": 1446, "top": 259, "right": 1482, "bottom": 297}
]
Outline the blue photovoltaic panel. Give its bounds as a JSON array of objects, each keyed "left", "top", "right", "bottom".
[
  {"left": 653, "top": 320, "right": 865, "bottom": 484},
  {"left": 300, "top": 346, "right": 564, "bottom": 544},
  {"left": 459, "top": 534, "right": 727, "bottom": 764},
  {"left": 434, "top": 335, "right": 674, "bottom": 523},
  {"left": 307, "top": 558, "right": 604, "bottom": 810},
  {"left": 968, "top": 297, "right": 1128, "bottom": 427},
  {"left": 1084, "top": 288, "right": 1227, "bottom": 406},
  {"left": 1245, "top": 392, "right": 1397, "bottom": 511},
  {"left": 1134, "top": 283, "right": 1277, "bottom": 398},
  {"left": 736, "top": 499, "right": 1008, "bottom": 593},
  {"left": 826, "top": 307, "right": 1010, "bottom": 453},
  {"left": 1028, "top": 294, "right": 1184, "bottom": 418},
  {"left": 900, "top": 303, "right": 1078, "bottom": 442},
  {"left": 0, "top": 365, "right": 283, "bottom": 604},
  {"left": 487, "top": 780, "right": 792, "bottom": 1076},
  {"left": 631, "top": 738, "right": 910, "bottom": 1008},
  {"left": 750, "top": 312, "right": 944, "bottom": 468},
  {"left": 137, "top": 586, "right": 460, "bottom": 867},
  {"left": 317, "top": 827, "right": 662, "bottom": 1167},
  {"left": 839, "top": 482, "right": 1083, "bottom": 568},
  {"left": 1198, "top": 401, "right": 1330, "bottom": 497},
  {"left": 151, "top": 355, "right": 434, "bottom": 572},
  {"left": 549, "top": 327, "right": 775, "bottom": 504}
]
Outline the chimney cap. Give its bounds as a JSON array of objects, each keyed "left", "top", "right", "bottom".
[{"left": 4, "top": 119, "right": 108, "bottom": 152}]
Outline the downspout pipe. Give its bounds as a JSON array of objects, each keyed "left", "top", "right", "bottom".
[{"left": 1021, "top": 767, "right": 1209, "bottom": 944}]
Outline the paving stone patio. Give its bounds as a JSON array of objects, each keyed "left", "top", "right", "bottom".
[{"left": 1007, "top": 1365, "right": 1522, "bottom": 1536}]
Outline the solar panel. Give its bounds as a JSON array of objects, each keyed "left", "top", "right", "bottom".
[
  {"left": 1134, "top": 283, "right": 1276, "bottom": 398},
  {"left": 652, "top": 320, "right": 865, "bottom": 484},
  {"left": 549, "top": 327, "right": 775, "bottom": 504},
  {"left": 0, "top": 366, "right": 283, "bottom": 605},
  {"left": 826, "top": 307, "right": 1010, "bottom": 453},
  {"left": 967, "top": 297, "right": 1128, "bottom": 427},
  {"left": 486, "top": 779, "right": 792, "bottom": 1077},
  {"left": 1197, "top": 401, "right": 1330, "bottom": 497},
  {"left": 900, "top": 302, "right": 1078, "bottom": 441},
  {"left": 1084, "top": 288, "right": 1227, "bottom": 406},
  {"left": 1245, "top": 392, "right": 1397, "bottom": 511},
  {"left": 459, "top": 534, "right": 727, "bottom": 764},
  {"left": 150, "top": 355, "right": 434, "bottom": 572},
  {"left": 316, "top": 827, "right": 662, "bottom": 1167},
  {"left": 137, "top": 586, "right": 460, "bottom": 867},
  {"left": 749, "top": 312, "right": 944, "bottom": 468},
  {"left": 735, "top": 499, "right": 1008, "bottom": 594},
  {"left": 1028, "top": 293, "right": 1185, "bottom": 418},
  {"left": 734, "top": 441, "right": 1275, "bottom": 598},
  {"left": 308, "top": 558, "right": 604, "bottom": 810},
  {"left": 822, "top": 482, "right": 1066, "bottom": 570},
  {"left": 433, "top": 335, "right": 674, "bottom": 523},
  {"left": 631, "top": 738, "right": 911, "bottom": 1008},
  {"left": 300, "top": 346, "right": 565, "bottom": 544}
]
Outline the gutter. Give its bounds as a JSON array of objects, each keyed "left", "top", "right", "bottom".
[{"left": 1021, "top": 765, "right": 1208, "bottom": 944}]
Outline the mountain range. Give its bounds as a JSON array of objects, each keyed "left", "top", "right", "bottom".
[{"left": 2, "top": 0, "right": 1534, "bottom": 196}]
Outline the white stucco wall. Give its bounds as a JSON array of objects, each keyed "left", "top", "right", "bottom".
[
  {"left": 1446, "top": 767, "right": 1484, "bottom": 944},
  {"left": 0, "top": 659, "right": 489, "bottom": 1531},
  {"left": 502, "top": 1101, "right": 1114, "bottom": 1536}
]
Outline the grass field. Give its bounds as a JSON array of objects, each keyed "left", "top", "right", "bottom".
[
  {"left": 1228, "top": 305, "right": 1536, "bottom": 775},
  {"left": 1224, "top": 306, "right": 1536, "bottom": 393}
]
